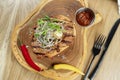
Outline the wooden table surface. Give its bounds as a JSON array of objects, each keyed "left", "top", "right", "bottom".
[{"left": 0, "top": 0, "right": 120, "bottom": 80}]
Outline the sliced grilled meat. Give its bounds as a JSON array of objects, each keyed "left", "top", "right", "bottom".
[
  {"left": 63, "top": 36, "right": 74, "bottom": 43},
  {"left": 32, "top": 47, "right": 49, "bottom": 54},
  {"left": 31, "top": 41, "right": 42, "bottom": 47}
]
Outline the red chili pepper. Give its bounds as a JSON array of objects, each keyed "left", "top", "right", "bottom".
[{"left": 20, "top": 44, "right": 41, "bottom": 71}]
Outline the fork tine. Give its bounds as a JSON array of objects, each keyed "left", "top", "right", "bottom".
[
  {"left": 97, "top": 35, "right": 104, "bottom": 48},
  {"left": 95, "top": 34, "right": 105, "bottom": 49},
  {"left": 94, "top": 34, "right": 101, "bottom": 44},
  {"left": 100, "top": 36, "right": 106, "bottom": 46},
  {"left": 98, "top": 35, "right": 105, "bottom": 45},
  {"left": 96, "top": 35, "right": 103, "bottom": 48},
  {"left": 94, "top": 34, "right": 101, "bottom": 48},
  {"left": 95, "top": 34, "right": 102, "bottom": 48}
]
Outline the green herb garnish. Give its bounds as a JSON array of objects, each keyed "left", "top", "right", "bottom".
[
  {"left": 34, "top": 33, "right": 40, "bottom": 38},
  {"left": 34, "top": 15, "right": 64, "bottom": 48},
  {"left": 37, "top": 19, "right": 44, "bottom": 25}
]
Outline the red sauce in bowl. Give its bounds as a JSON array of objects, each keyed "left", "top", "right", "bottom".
[{"left": 76, "top": 8, "right": 95, "bottom": 26}]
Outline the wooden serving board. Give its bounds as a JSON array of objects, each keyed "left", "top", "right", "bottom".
[{"left": 11, "top": 0, "right": 102, "bottom": 80}]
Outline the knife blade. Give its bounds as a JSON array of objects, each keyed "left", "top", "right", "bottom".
[{"left": 88, "top": 18, "right": 120, "bottom": 80}]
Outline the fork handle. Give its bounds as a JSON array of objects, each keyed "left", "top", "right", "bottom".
[
  {"left": 83, "top": 55, "right": 95, "bottom": 80},
  {"left": 88, "top": 49, "right": 107, "bottom": 80}
]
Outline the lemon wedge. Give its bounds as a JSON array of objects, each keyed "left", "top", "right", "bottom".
[{"left": 53, "top": 64, "right": 84, "bottom": 75}]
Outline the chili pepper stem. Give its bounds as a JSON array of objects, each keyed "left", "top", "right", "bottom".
[{"left": 18, "top": 37, "right": 23, "bottom": 45}]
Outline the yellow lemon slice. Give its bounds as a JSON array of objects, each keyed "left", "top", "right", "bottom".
[{"left": 53, "top": 64, "right": 84, "bottom": 75}]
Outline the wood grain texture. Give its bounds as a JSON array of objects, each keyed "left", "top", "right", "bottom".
[
  {"left": 0, "top": 0, "right": 120, "bottom": 80},
  {"left": 10, "top": 0, "right": 101, "bottom": 79}
]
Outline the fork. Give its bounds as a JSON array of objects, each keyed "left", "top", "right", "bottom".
[{"left": 83, "top": 34, "right": 106, "bottom": 80}]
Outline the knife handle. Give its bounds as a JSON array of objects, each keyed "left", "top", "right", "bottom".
[{"left": 88, "top": 49, "right": 106, "bottom": 80}]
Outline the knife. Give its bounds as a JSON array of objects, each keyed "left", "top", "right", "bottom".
[{"left": 88, "top": 18, "right": 120, "bottom": 80}]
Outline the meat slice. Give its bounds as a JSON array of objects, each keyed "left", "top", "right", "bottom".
[
  {"left": 63, "top": 36, "right": 74, "bottom": 43},
  {"left": 63, "top": 24, "right": 74, "bottom": 36},
  {"left": 58, "top": 42, "right": 67, "bottom": 47},
  {"left": 32, "top": 47, "right": 49, "bottom": 54},
  {"left": 64, "top": 25, "right": 73, "bottom": 30},
  {"left": 64, "top": 29, "right": 73, "bottom": 36},
  {"left": 31, "top": 41, "right": 42, "bottom": 47}
]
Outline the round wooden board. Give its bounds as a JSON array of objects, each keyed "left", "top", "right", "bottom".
[{"left": 11, "top": 0, "right": 102, "bottom": 80}]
